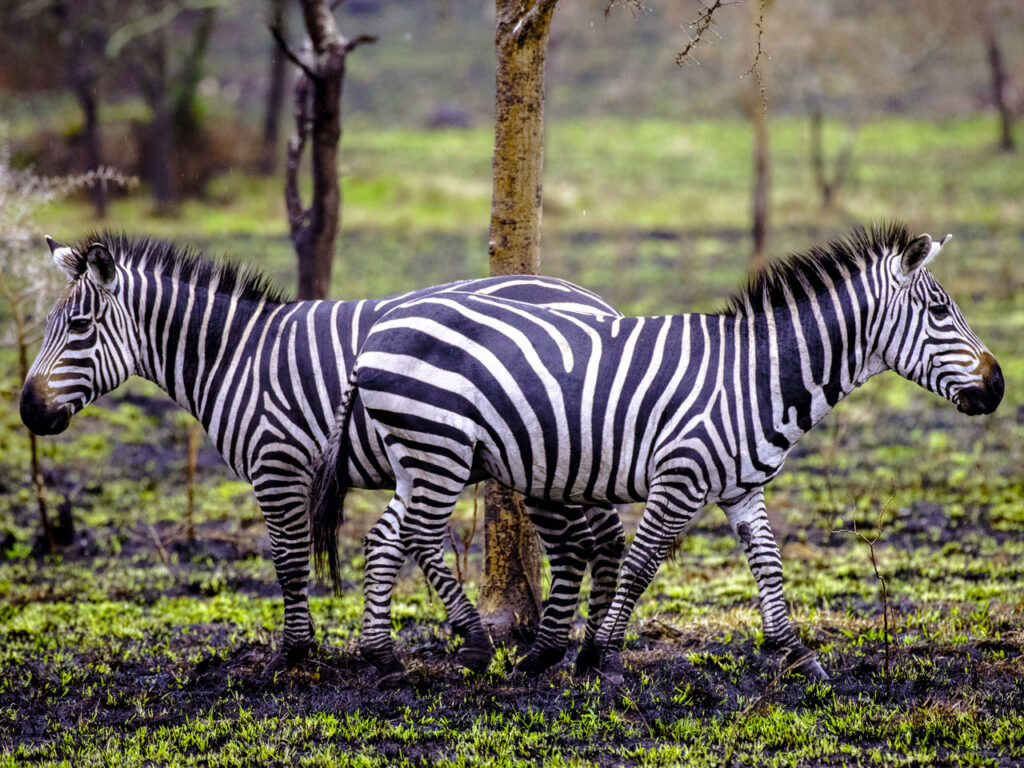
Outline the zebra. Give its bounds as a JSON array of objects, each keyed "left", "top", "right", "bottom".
[
  {"left": 19, "top": 232, "right": 626, "bottom": 676},
  {"left": 310, "top": 223, "right": 1004, "bottom": 684}
]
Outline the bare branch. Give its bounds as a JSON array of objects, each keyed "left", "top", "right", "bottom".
[
  {"left": 342, "top": 33, "right": 378, "bottom": 54},
  {"left": 744, "top": 0, "right": 768, "bottom": 118},
  {"left": 268, "top": 21, "right": 318, "bottom": 81},
  {"left": 675, "top": 0, "right": 740, "bottom": 66}
]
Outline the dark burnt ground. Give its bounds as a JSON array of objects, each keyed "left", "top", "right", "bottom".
[{"left": 2, "top": 271, "right": 1024, "bottom": 766}]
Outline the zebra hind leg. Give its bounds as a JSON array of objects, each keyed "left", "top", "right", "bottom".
[
  {"left": 514, "top": 501, "right": 595, "bottom": 676},
  {"left": 361, "top": 500, "right": 411, "bottom": 687},
  {"left": 402, "top": 490, "right": 494, "bottom": 674},
  {"left": 575, "top": 504, "right": 625, "bottom": 676},
  {"left": 721, "top": 489, "right": 828, "bottom": 681}
]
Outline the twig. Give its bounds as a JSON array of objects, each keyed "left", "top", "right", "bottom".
[
  {"left": 744, "top": 0, "right": 768, "bottom": 118},
  {"left": 676, "top": 0, "right": 740, "bottom": 66},
  {"left": 148, "top": 523, "right": 179, "bottom": 582},
  {"left": 268, "top": 22, "right": 317, "bottom": 81},
  {"left": 342, "top": 33, "right": 377, "bottom": 54},
  {"left": 830, "top": 490, "right": 897, "bottom": 681},
  {"left": 447, "top": 524, "right": 464, "bottom": 585}
]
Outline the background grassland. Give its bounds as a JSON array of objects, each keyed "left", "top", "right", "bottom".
[{"left": 2, "top": 115, "right": 1024, "bottom": 766}]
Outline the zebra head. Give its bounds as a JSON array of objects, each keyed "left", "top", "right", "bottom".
[
  {"left": 877, "top": 233, "right": 1003, "bottom": 416},
  {"left": 20, "top": 237, "right": 138, "bottom": 435}
]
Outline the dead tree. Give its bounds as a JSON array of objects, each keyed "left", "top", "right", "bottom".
[
  {"left": 273, "top": 0, "right": 375, "bottom": 300},
  {"left": 478, "top": 0, "right": 561, "bottom": 641}
]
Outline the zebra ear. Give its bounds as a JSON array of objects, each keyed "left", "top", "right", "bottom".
[
  {"left": 47, "top": 235, "right": 84, "bottom": 280},
  {"left": 85, "top": 243, "right": 118, "bottom": 290},
  {"left": 900, "top": 233, "right": 951, "bottom": 276}
]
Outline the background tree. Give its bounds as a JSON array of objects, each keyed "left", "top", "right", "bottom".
[
  {"left": 260, "top": 0, "right": 290, "bottom": 175},
  {"left": 273, "top": 0, "right": 375, "bottom": 300},
  {"left": 107, "top": 0, "right": 222, "bottom": 212},
  {"left": 478, "top": 0, "right": 561, "bottom": 640},
  {"left": 977, "top": 0, "right": 1019, "bottom": 152},
  {"left": 746, "top": 0, "right": 771, "bottom": 272}
]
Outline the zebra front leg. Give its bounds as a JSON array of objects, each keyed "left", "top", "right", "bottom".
[
  {"left": 720, "top": 489, "right": 828, "bottom": 681},
  {"left": 258, "top": 494, "right": 315, "bottom": 677},
  {"left": 576, "top": 504, "right": 625, "bottom": 676},
  {"left": 514, "top": 501, "right": 595, "bottom": 676},
  {"left": 591, "top": 490, "right": 704, "bottom": 685},
  {"left": 361, "top": 500, "right": 410, "bottom": 687}
]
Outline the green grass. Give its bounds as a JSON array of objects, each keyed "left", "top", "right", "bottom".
[{"left": 4, "top": 115, "right": 1024, "bottom": 765}]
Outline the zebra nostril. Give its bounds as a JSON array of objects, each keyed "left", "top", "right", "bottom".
[{"left": 988, "top": 360, "right": 1005, "bottom": 401}]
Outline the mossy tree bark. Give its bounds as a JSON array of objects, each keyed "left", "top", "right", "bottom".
[{"left": 479, "top": 0, "right": 559, "bottom": 642}]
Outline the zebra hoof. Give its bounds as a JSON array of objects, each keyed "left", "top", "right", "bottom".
[
  {"left": 513, "top": 645, "right": 565, "bottom": 677},
  {"left": 785, "top": 650, "right": 829, "bottom": 681},
  {"left": 455, "top": 644, "right": 493, "bottom": 674},
  {"left": 362, "top": 646, "right": 407, "bottom": 686},
  {"left": 574, "top": 644, "right": 599, "bottom": 677},
  {"left": 260, "top": 642, "right": 311, "bottom": 678},
  {"left": 376, "top": 669, "right": 409, "bottom": 690},
  {"left": 597, "top": 650, "right": 625, "bottom": 687}
]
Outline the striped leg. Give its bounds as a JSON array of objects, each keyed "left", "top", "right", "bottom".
[
  {"left": 576, "top": 504, "right": 626, "bottom": 675},
  {"left": 402, "top": 482, "right": 493, "bottom": 674},
  {"left": 592, "top": 486, "right": 706, "bottom": 685},
  {"left": 255, "top": 487, "right": 315, "bottom": 676},
  {"left": 720, "top": 489, "right": 827, "bottom": 680},
  {"left": 514, "top": 501, "right": 596, "bottom": 675},
  {"left": 362, "top": 464, "right": 492, "bottom": 681},
  {"left": 361, "top": 498, "right": 410, "bottom": 685}
]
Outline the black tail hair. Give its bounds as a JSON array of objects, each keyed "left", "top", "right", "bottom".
[{"left": 310, "top": 373, "right": 357, "bottom": 595}]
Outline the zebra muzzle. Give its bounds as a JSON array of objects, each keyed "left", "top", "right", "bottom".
[
  {"left": 20, "top": 377, "right": 72, "bottom": 436},
  {"left": 955, "top": 358, "right": 1004, "bottom": 416}
]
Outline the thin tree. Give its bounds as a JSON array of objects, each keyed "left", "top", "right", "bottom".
[
  {"left": 260, "top": 0, "right": 289, "bottom": 175},
  {"left": 478, "top": 0, "right": 561, "bottom": 640},
  {"left": 107, "top": 0, "right": 221, "bottom": 212},
  {"left": 979, "top": 3, "right": 1016, "bottom": 152},
  {"left": 745, "top": 0, "right": 771, "bottom": 272},
  {"left": 272, "top": 0, "right": 375, "bottom": 300}
]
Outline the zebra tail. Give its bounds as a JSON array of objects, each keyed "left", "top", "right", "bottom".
[{"left": 310, "top": 374, "right": 357, "bottom": 595}]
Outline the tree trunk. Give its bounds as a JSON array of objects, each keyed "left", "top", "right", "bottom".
[
  {"left": 52, "top": 0, "right": 107, "bottom": 217},
  {"left": 261, "top": 0, "right": 289, "bottom": 175},
  {"left": 478, "top": 482, "right": 545, "bottom": 641},
  {"left": 77, "top": 84, "right": 107, "bottom": 218},
  {"left": 983, "top": 21, "right": 1015, "bottom": 152},
  {"left": 478, "top": 0, "right": 558, "bottom": 641},
  {"left": 138, "top": 31, "right": 174, "bottom": 213},
  {"left": 171, "top": 7, "right": 217, "bottom": 144},
  {"left": 284, "top": 0, "right": 374, "bottom": 300},
  {"left": 750, "top": 91, "right": 770, "bottom": 272},
  {"left": 809, "top": 102, "right": 831, "bottom": 210}
]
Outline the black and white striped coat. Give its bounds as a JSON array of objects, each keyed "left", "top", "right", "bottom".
[
  {"left": 311, "top": 224, "right": 1003, "bottom": 682},
  {"left": 20, "top": 233, "right": 625, "bottom": 673}
]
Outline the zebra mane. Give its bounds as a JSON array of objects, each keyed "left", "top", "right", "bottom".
[
  {"left": 724, "top": 222, "right": 915, "bottom": 316},
  {"left": 74, "top": 231, "right": 291, "bottom": 305}
]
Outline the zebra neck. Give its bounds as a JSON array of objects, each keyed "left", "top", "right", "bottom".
[
  {"left": 732, "top": 293, "right": 878, "bottom": 453},
  {"left": 130, "top": 274, "right": 279, "bottom": 441}
]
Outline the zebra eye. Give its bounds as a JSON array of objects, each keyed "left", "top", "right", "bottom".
[
  {"left": 928, "top": 304, "right": 951, "bottom": 320},
  {"left": 68, "top": 316, "right": 92, "bottom": 333}
]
